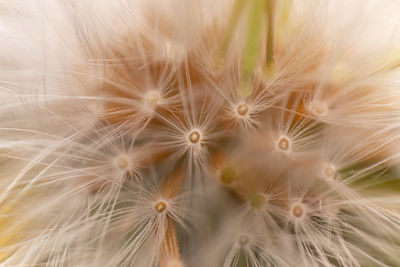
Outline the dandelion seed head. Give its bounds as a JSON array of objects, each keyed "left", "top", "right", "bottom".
[{"left": 3, "top": 0, "right": 400, "bottom": 266}]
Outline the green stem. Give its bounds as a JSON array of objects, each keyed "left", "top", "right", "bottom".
[
  {"left": 237, "top": 0, "right": 267, "bottom": 97},
  {"left": 265, "top": 0, "right": 275, "bottom": 75},
  {"left": 215, "top": 0, "right": 247, "bottom": 66}
]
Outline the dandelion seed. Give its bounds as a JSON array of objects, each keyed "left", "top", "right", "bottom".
[
  {"left": 322, "top": 164, "right": 335, "bottom": 180},
  {"left": 236, "top": 103, "right": 249, "bottom": 117},
  {"left": 219, "top": 166, "right": 237, "bottom": 185},
  {"left": 224, "top": 100, "right": 259, "bottom": 130},
  {"left": 308, "top": 100, "right": 328, "bottom": 118},
  {"left": 266, "top": 97, "right": 322, "bottom": 159},
  {"left": 154, "top": 200, "right": 168, "bottom": 213},
  {"left": 277, "top": 136, "right": 290, "bottom": 151},
  {"left": 249, "top": 193, "right": 266, "bottom": 210},
  {"left": 291, "top": 203, "right": 304, "bottom": 218},
  {"left": 114, "top": 154, "right": 130, "bottom": 171},
  {"left": 144, "top": 90, "right": 162, "bottom": 108},
  {"left": 188, "top": 129, "right": 201, "bottom": 144},
  {"left": 237, "top": 234, "right": 249, "bottom": 247}
]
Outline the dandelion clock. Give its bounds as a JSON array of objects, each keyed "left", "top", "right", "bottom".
[{"left": 1, "top": 0, "right": 400, "bottom": 266}]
